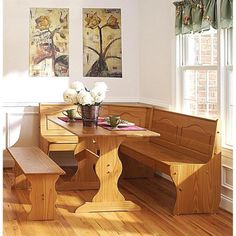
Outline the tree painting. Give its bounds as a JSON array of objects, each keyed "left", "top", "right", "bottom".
[
  {"left": 29, "top": 8, "right": 69, "bottom": 77},
  {"left": 83, "top": 8, "right": 122, "bottom": 78}
]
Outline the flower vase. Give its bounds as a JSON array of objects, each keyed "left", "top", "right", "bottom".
[{"left": 80, "top": 105, "right": 100, "bottom": 127}]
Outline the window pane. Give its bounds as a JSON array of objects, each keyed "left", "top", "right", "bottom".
[
  {"left": 183, "top": 70, "right": 218, "bottom": 118},
  {"left": 184, "top": 30, "right": 217, "bottom": 65},
  {"left": 226, "top": 29, "right": 233, "bottom": 65}
]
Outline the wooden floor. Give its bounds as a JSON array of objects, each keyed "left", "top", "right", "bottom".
[{"left": 3, "top": 168, "right": 233, "bottom": 236}]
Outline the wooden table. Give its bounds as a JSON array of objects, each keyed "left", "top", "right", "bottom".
[{"left": 49, "top": 117, "right": 160, "bottom": 213}]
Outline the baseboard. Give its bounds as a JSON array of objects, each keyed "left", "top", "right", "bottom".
[{"left": 220, "top": 194, "right": 233, "bottom": 213}]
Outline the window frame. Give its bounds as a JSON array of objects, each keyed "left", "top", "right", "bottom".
[
  {"left": 221, "top": 29, "right": 233, "bottom": 147},
  {"left": 176, "top": 28, "right": 233, "bottom": 148}
]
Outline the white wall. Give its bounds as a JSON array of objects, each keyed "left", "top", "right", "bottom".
[
  {"left": 3, "top": 0, "right": 140, "bottom": 103},
  {"left": 3, "top": 0, "right": 176, "bottom": 105},
  {"left": 139, "top": 0, "right": 176, "bottom": 108}
]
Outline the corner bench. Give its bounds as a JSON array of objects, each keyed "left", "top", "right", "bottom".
[
  {"left": 39, "top": 103, "right": 221, "bottom": 215},
  {"left": 39, "top": 103, "right": 79, "bottom": 154},
  {"left": 119, "top": 108, "right": 221, "bottom": 215},
  {"left": 8, "top": 147, "right": 65, "bottom": 220}
]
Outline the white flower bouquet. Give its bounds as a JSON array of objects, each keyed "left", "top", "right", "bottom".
[{"left": 63, "top": 81, "right": 108, "bottom": 106}]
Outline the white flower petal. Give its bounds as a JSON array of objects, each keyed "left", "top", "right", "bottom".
[
  {"left": 64, "top": 82, "right": 107, "bottom": 106},
  {"left": 70, "top": 81, "right": 85, "bottom": 92},
  {"left": 63, "top": 89, "right": 78, "bottom": 104}
]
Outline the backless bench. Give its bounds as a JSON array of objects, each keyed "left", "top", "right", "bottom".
[{"left": 8, "top": 147, "right": 65, "bottom": 220}]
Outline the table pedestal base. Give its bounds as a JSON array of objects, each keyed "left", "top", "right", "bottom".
[
  {"left": 75, "top": 201, "right": 141, "bottom": 213},
  {"left": 58, "top": 135, "right": 142, "bottom": 213}
]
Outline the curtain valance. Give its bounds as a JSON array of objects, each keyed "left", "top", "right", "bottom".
[
  {"left": 173, "top": 0, "right": 233, "bottom": 35},
  {"left": 220, "top": 0, "right": 233, "bottom": 28}
]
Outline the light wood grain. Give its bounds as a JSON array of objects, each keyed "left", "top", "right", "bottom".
[
  {"left": 39, "top": 103, "right": 79, "bottom": 154},
  {"left": 8, "top": 147, "right": 65, "bottom": 175},
  {"left": 75, "top": 201, "right": 141, "bottom": 213},
  {"left": 92, "top": 136, "right": 125, "bottom": 199},
  {"left": 3, "top": 168, "right": 232, "bottom": 236},
  {"left": 120, "top": 108, "right": 221, "bottom": 215},
  {"left": 41, "top": 103, "right": 221, "bottom": 215},
  {"left": 56, "top": 138, "right": 99, "bottom": 191},
  {"left": 48, "top": 117, "right": 159, "bottom": 138},
  {"left": 27, "top": 174, "right": 59, "bottom": 220},
  {"left": 39, "top": 102, "right": 157, "bottom": 180},
  {"left": 49, "top": 117, "right": 159, "bottom": 213},
  {"left": 12, "top": 162, "right": 30, "bottom": 189},
  {"left": 103, "top": 105, "right": 152, "bottom": 128},
  {"left": 7, "top": 147, "right": 65, "bottom": 220},
  {"left": 39, "top": 103, "right": 154, "bottom": 154},
  {"left": 150, "top": 108, "right": 219, "bottom": 163},
  {"left": 171, "top": 153, "right": 221, "bottom": 215}
]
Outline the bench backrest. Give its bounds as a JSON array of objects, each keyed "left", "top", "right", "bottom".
[
  {"left": 150, "top": 109, "right": 220, "bottom": 163},
  {"left": 40, "top": 103, "right": 78, "bottom": 136},
  {"left": 40, "top": 103, "right": 152, "bottom": 137},
  {"left": 100, "top": 104, "right": 153, "bottom": 128},
  {"left": 8, "top": 147, "right": 65, "bottom": 175}
]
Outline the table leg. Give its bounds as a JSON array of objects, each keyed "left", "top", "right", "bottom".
[{"left": 75, "top": 136, "right": 141, "bottom": 213}]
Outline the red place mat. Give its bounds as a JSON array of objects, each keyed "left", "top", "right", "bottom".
[{"left": 98, "top": 124, "right": 146, "bottom": 131}]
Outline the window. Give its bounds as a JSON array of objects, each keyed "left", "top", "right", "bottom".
[
  {"left": 183, "top": 70, "right": 218, "bottom": 117},
  {"left": 179, "top": 29, "right": 218, "bottom": 118},
  {"left": 177, "top": 28, "right": 233, "bottom": 147}
]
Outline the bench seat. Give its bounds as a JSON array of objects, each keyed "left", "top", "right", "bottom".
[
  {"left": 42, "top": 135, "right": 78, "bottom": 144},
  {"left": 8, "top": 146, "right": 65, "bottom": 220},
  {"left": 121, "top": 141, "right": 204, "bottom": 168}
]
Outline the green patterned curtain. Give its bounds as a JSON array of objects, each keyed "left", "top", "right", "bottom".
[
  {"left": 174, "top": 0, "right": 233, "bottom": 35},
  {"left": 220, "top": 0, "right": 233, "bottom": 28}
]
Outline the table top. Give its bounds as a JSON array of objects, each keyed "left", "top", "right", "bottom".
[{"left": 49, "top": 117, "right": 160, "bottom": 138}]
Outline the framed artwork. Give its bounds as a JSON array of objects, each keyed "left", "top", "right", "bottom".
[
  {"left": 83, "top": 8, "right": 122, "bottom": 78},
  {"left": 29, "top": 8, "right": 69, "bottom": 77}
]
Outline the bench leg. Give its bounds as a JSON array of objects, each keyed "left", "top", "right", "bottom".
[
  {"left": 12, "top": 162, "right": 30, "bottom": 190},
  {"left": 170, "top": 154, "right": 221, "bottom": 215},
  {"left": 26, "top": 174, "right": 59, "bottom": 220}
]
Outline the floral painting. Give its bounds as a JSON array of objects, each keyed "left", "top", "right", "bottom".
[
  {"left": 29, "top": 8, "right": 69, "bottom": 77},
  {"left": 83, "top": 8, "right": 122, "bottom": 78}
]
